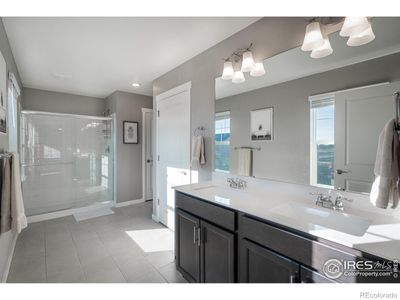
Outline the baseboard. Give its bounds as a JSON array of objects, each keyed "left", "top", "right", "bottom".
[
  {"left": 152, "top": 213, "right": 159, "bottom": 222},
  {"left": 1, "top": 232, "right": 17, "bottom": 283},
  {"left": 27, "top": 201, "right": 115, "bottom": 223},
  {"left": 115, "top": 198, "right": 144, "bottom": 207}
]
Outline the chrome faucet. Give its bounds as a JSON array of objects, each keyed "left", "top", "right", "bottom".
[
  {"left": 310, "top": 191, "right": 352, "bottom": 211},
  {"left": 227, "top": 177, "right": 247, "bottom": 189}
]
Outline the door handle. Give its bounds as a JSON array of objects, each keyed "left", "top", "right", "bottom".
[
  {"left": 335, "top": 169, "right": 351, "bottom": 175},
  {"left": 193, "top": 226, "right": 197, "bottom": 245},
  {"left": 196, "top": 227, "right": 201, "bottom": 247},
  {"left": 146, "top": 159, "right": 153, "bottom": 163}
]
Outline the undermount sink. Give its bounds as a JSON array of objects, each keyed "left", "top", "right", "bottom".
[{"left": 270, "top": 203, "right": 371, "bottom": 236}]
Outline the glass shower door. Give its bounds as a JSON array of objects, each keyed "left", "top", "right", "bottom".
[{"left": 20, "top": 111, "right": 114, "bottom": 216}]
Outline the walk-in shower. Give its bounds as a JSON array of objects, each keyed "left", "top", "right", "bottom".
[{"left": 20, "top": 111, "right": 114, "bottom": 216}]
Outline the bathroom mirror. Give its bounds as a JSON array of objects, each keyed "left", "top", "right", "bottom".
[{"left": 214, "top": 17, "right": 400, "bottom": 194}]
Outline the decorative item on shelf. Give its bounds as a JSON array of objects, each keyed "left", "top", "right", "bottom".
[
  {"left": 301, "top": 17, "right": 375, "bottom": 59},
  {"left": 221, "top": 43, "right": 266, "bottom": 84},
  {"left": 123, "top": 121, "right": 138, "bottom": 144}
]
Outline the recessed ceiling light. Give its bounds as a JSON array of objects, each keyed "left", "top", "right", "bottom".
[{"left": 132, "top": 83, "right": 140, "bottom": 88}]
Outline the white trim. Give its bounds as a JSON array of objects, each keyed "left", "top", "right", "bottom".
[
  {"left": 155, "top": 81, "right": 191, "bottom": 224},
  {"left": 8, "top": 72, "right": 20, "bottom": 96},
  {"left": 142, "top": 108, "right": 153, "bottom": 202},
  {"left": 155, "top": 81, "right": 192, "bottom": 102},
  {"left": 27, "top": 201, "right": 114, "bottom": 223},
  {"left": 1, "top": 232, "right": 17, "bottom": 283},
  {"left": 309, "top": 82, "right": 390, "bottom": 101},
  {"left": 110, "top": 112, "right": 117, "bottom": 207},
  {"left": 115, "top": 198, "right": 144, "bottom": 208},
  {"left": 151, "top": 214, "right": 158, "bottom": 223}
]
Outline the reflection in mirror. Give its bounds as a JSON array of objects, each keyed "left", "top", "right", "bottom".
[{"left": 214, "top": 17, "right": 400, "bottom": 194}]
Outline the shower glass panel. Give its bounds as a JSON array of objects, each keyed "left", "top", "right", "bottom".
[{"left": 20, "top": 111, "right": 114, "bottom": 216}]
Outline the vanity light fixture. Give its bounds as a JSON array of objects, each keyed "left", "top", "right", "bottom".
[
  {"left": 232, "top": 70, "right": 245, "bottom": 84},
  {"left": 340, "top": 17, "right": 370, "bottom": 37},
  {"left": 346, "top": 24, "right": 375, "bottom": 47},
  {"left": 221, "top": 60, "right": 234, "bottom": 80},
  {"left": 250, "top": 62, "right": 266, "bottom": 77},
  {"left": 241, "top": 50, "right": 255, "bottom": 73},
  {"left": 302, "top": 17, "right": 375, "bottom": 59},
  {"left": 301, "top": 21, "right": 325, "bottom": 52},
  {"left": 310, "top": 35, "right": 333, "bottom": 59},
  {"left": 221, "top": 43, "right": 266, "bottom": 83}
]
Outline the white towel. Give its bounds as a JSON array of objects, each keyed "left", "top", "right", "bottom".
[
  {"left": 237, "top": 148, "right": 252, "bottom": 177},
  {"left": 370, "top": 119, "right": 400, "bottom": 209},
  {"left": 191, "top": 136, "right": 206, "bottom": 168},
  {"left": 10, "top": 153, "right": 27, "bottom": 233}
]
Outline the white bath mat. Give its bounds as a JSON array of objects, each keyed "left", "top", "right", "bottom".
[{"left": 73, "top": 207, "right": 114, "bottom": 222}]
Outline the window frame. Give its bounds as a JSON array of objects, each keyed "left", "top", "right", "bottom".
[
  {"left": 309, "top": 94, "right": 335, "bottom": 188},
  {"left": 214, "top": 110, "right": 231, "bottom": 173}
]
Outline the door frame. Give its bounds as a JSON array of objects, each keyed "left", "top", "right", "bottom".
[
  {"left": 142, "top": 107, "right": 153, "bottom": 202},
  {"left": 154, "top": 81, "right": 191, "bottom": 223}
]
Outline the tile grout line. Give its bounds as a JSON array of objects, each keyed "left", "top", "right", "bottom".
[
  {"left": 43, "top": 225, "right": 48, "bottom": 282},
  {"left": 69, "top": 221, "right": 91, "bottom": 283},
  {"left": 97, "top": 228, "right": 129, "bottom": 283}
]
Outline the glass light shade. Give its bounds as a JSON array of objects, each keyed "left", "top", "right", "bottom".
[
  {"left": 241, "top": 51, "right": 255, "bottom": 72},
  {"left": 310, "top": 36, "right": 333, "bottom": 59},
  {"left": 221, "top": 61, "right": 234, "bottom": 80},
  {"left": 340, "top": 17, "right": 370, "bottom": 37},
  {"left": 347, "top": 26, "right": 375, "bottom": 46},
  {"left": 301, "top": 21, "right": 325, "bottom": 52},
  {"left": 250, "top": 62, "right": 266, "bottom": 77},
  {"left": 232, "top": 71, "right": 245, "bottom": 84}
]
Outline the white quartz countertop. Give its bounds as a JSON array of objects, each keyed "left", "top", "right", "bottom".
[{"left": 173, "top": 181, "right": 400, "bottom": 261}]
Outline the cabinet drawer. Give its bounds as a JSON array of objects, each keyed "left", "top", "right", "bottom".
[
  {"left": 175, "top": 191, "right": 236, "bottom": 231},
  {"left": 239, "top": 214, "right": 369, "bottom": 283}
]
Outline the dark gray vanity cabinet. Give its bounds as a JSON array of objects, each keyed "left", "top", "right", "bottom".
[
  {"left": 175, "top": 192, "right": 236, "bottom": 283},
  {"left": 239, "top": 238, "right": 299, "bottom": 283},
  {"left": 200, "top": 220, "right": 235, "bottom": 283},
  {"left": 175, "top": 191, "right": 398, "bottom": 284},
  {"left": 300, "top": 266, "right": 335, "bottom": 283},
  {"left": 175, "top": 209, "right": 201, "bottom": 282}
]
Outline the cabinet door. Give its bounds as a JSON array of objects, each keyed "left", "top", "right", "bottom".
[
  {"left": 239, "top": 239, "right": 299, "bottom": 283},
  {"left": 200, "top": 221, "right": 235, "bottom": 283},
  {"left": 300, "top": 266, "right": 336, "bottom": 283},
  {"left": 175, "top": 209, "right": 200, "bottom": 282}
]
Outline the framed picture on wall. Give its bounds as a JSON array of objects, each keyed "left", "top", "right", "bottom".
[
  {"left": 250, "top": 107, "right": 273, "bottom": 141},
  {"left": 123, "top": 121, "right": 139, "bottom": 144}
]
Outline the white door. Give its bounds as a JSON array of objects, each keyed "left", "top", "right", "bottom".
[
  {"left": 143, "top": 109, "right": 153, "bottom": 201},
  {"left": 156, "top": 82, "right": 191, "bottom": 230},
  {"left": 335, "top": 82, "right": 400, "bottom": 193}
]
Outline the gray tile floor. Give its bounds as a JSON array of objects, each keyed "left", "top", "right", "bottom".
[{"left": 7, "top": 201, "right": 187, "bottom": 283}]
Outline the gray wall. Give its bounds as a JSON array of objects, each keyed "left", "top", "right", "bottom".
[
  {"left": 22, "top": 87, "right": 105, "bottom": 116},
  {"left": 106, "top": 91, "right": 152, "bottom": 203},
  {"left": 0, "top": 18, "right": 23, "bottom": 282},
  {"left": 216, "top": 52, "right": 400, "bottom": 185},
  {"left": 153, "top": 17, "right": 312, "bottom": 182}
]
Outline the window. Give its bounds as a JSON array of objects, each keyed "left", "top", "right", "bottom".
[
  {"left": 214, "top": 111, "right": 230, "bottom": 172},
  {"left": 310, "top": 96, "right": 335, "bottom": 187}
]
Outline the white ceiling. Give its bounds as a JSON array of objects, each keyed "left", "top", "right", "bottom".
[
  {"left": 216, "top": 17, "right": 400, "bottom": 99},
  {"left": 3, "top": 17, "right": 259, "bottom": 98}
]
